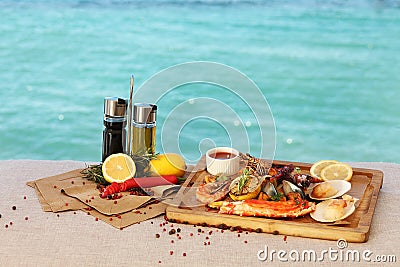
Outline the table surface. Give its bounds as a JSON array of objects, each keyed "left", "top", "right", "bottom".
[{"left": 0, "top": 160, "right": 399, "bottom": 267}]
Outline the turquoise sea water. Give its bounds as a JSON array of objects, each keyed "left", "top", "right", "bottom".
[{"left": 0, "top": 0, "right": 399, "bottom": 163}]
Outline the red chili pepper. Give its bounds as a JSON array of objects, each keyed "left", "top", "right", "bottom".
[{"left": 101, "top": 175, "right": 178, "bottom": 198}]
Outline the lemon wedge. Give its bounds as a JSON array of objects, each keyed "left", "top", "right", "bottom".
[
  {"left": 102, "top": 153, "right": 136, "bottom": 183},
  {"left": 320, "top": 163, "right": 353, "bottom": 182},
  {"left": 149, "top": 153, "right": 186, "bottom": 177},
  {"left": 310, "top": 160, "right": 339, "bottom": 179}
]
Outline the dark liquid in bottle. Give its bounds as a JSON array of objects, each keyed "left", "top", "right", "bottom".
[
  {"left": 209, "top": 152, "right": 236, "bottom": 160},
  {"left": 102, "top": 120, "right": 126, "bottom": 161}
]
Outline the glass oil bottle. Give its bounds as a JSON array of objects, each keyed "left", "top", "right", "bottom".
[{"left": 131, "top": 103, "right": 157, "bottom": 156}]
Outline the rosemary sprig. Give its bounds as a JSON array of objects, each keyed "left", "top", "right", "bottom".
[
  {"left": 130, "top": 153, "right": 157, "bottom": 177},
  {"left": 81, "top": 152, "right": 158, "bottom": 185},
  {"left": 81, "top": 163, "right": 108, "bottom": 185},
  {"left": 238, "top": 168, "right": 250, "bottom": 194}
]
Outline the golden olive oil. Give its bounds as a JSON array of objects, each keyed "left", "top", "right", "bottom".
[
  {"left": 131, "top": 125, "right": 156, "bottom": 156},
  {"left": 130, "top": 103, "right": 157, "bottom": 156}
]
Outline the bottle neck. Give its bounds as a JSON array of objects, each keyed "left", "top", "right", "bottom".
[
  {"left": 132, "top": 121, "right": 156, "bottom": 128},
  {"left": 104, "top": 117, "right": 126, "bottom": 128}
]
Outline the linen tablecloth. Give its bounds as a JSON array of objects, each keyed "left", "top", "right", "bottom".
[{"left": 0, "top": 160, "right": 398, "bottom": 266}]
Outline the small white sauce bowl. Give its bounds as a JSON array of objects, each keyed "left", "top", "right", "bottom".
[{"left": 205, "top": 147, "right": 240, "bottom": 176}]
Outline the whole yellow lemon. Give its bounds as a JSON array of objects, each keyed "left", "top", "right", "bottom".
[{"left": 149, "top": 153, "right": 186, "bottom": 177}]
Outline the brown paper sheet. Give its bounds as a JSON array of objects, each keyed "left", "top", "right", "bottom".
[
  {"left": 33, "top": 169, "right": 88, "bottom": 212},
  {"left": 62, "top": 184, "right": 152, "bottom": 215},
  {"left": 27, "top": 168, "right": 169, "bottom": 229},
  {"left": 83, "top": 202, "right": 168, "bottom": 229},
  {"left": 26, "top": 181, "right": 52, "bottom": 212}
]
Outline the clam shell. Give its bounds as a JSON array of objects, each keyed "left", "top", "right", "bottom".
[
  {"left": 309, "top": 180, "right": 351, "bottom": 201},
  {"left": 310, "top": 198, "right": 356, "bottom": 223}
]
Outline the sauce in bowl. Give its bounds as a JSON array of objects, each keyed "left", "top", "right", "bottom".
[
  {"left": 208, "top": 152, "right": 237, "bottom": 160},
  {"left": 205, "top": 147, "right": 240, "bottom": 175}
]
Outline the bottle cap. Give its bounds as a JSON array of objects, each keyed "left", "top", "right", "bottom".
[
  {"left": 133, "top": 103, "right": 157, "bottom": 123},
  {"left": 104, "top": 97, "right": 128, "bottom": 118}
]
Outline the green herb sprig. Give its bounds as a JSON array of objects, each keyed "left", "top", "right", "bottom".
[
  {"left": 238, "top": 168, "right": 251, "bottom": 194},
  {"left": 270, "top": 192, "right": 284, "bottom": 202},
  {"left": 81, "top": 164, "right": 108, "bottom": 185},
  {"left": 81, "top": 152, "right": 158, "bottom": 185}
]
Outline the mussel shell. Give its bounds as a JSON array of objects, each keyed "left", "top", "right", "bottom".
[
  {"left": 309, "top": 180, "right": 351, "bottom": 201},
  {"left": 310, "top": 199, "right": 355, "bottom": 223},
  {"left": 261, "top": 181, "right": 278, "bottom": 198},
  {"left": 282, "top": 180, "right": 306, "bottom": 199}
]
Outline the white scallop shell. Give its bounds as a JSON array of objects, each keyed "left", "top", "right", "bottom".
[
  {"left": 309, "top": 180, "right": 351, "bottom": 201},
  {"left": 310, "top": 198, "right": 356, "bottom": 223}
]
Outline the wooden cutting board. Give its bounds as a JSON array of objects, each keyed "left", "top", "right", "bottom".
[{"left": 166, "top": 159, "right": 383, "bottom": 243}]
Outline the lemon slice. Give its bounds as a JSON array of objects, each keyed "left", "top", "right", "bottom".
[
  {"left": 229, "top": 175, "right": 262, "bottom": 201},
  {"left": 102, "top": 153, "right": 136, "bottom": 183},
  {"left": 320, "top": 163, "right": 353, "bottom": 182},
  {"left": 310, "top": 160, "right": 339, "bottom": 179}
]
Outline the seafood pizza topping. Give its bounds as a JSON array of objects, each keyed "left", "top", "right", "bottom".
[{"left": 196, "top": 154, "right": 355, "bottom": 221}]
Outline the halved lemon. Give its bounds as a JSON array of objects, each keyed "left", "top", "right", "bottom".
[
  {"left": 102, "top": 153, "right": 136, "bottom": 183},
  {"left": 229, "top": 175, "right": 262, "bottom": 201},
  {"left": 320, "top": 163, "right": 353, "bottom": 182},
  {"left": 310, "top": 160, "right": 339, "bottom": 179}
]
